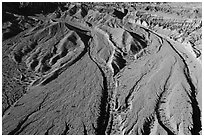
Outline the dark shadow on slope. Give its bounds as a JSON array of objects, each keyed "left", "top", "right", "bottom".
[
  {"left": 68, "top": 5, "right": 78, "bottom": 16},
  {"left": 30, "top": 60, "right": 39, "bottom": 70},
  {"left": 112, "top": 51, "right": 126, "bottom": 76},
  {"left": 2, "top": 2, "right": 65, "bottom": 40},
  {"left": 184, "top": 67, "right": 202, "bottom": 135},
  {"left": 112, "top": 8, "right": 128, "bottom": 20},
  {"left": 13, "top": 51, "right": 24, "bottom": 63},
  {"left": 50, "top": 55, "right": 60, "bottom": 65},
  {"left": 128, "top": 31, "right": 148, "bottom": 51},
  {"left": 114, "top": 51, "right": 126, "bottom": 70},
  {"left": 111, "top": 62, "right": 120, "bottom": 76},
  {"left": 81, "top": 4, "right": 88, "bottom": 18},
  {"left": 3, "top": 25, "right": 23, "bottom": 41},
  {"left": 3, "top": 2, "right": 62, "bottom": 16}
]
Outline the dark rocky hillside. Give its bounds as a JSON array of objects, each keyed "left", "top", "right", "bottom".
[{"left": 2, "top": 2, "right": 202, "bottom": 135}]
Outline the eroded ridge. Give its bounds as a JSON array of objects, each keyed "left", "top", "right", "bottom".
[
  {"left": 2, "top": 2, "right": 202, "bottom": 135},
  {"left": 108, "top": 36, "right": 201, "bottom": 135}
]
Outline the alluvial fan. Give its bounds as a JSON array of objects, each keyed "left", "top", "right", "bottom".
[{"left": 2, "top": 2, "right": 202, "bottom": 135}]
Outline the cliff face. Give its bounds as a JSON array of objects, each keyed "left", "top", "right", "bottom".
[{"left": 2, "top": 2, "right": 202, "bottom": 135}]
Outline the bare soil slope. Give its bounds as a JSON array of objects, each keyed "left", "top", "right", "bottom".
[{"left": 2, "top": 2, "right": 202, "bottom": 135}]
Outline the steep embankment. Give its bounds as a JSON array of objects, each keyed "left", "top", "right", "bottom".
[{"left": 2, "top": 2, "right": 202, "bottom": 135}]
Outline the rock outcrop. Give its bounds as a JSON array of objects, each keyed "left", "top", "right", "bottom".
[{"left": 2, "top": 2, "right": 202, "bottom": 135}]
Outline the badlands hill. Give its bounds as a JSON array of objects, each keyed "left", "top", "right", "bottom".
[{"left": 2, "top": 2, "right": 202, "bottom": 135}]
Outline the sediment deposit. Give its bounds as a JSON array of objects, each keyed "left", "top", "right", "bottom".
[{"left": 2, "top": 2, "right": 202, "bottom": 135}]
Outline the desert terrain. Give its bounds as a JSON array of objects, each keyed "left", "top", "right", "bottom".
[{"left": 2, "top": 2, "right": 202, "bottom": 135}]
